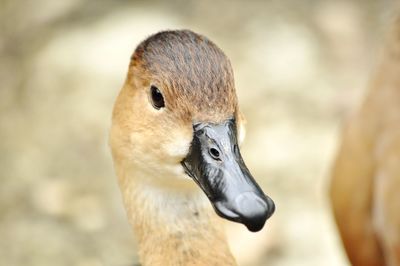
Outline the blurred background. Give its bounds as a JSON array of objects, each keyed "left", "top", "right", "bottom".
[{"left": 0, "top": 0, "right": 397, "bottom": 265}]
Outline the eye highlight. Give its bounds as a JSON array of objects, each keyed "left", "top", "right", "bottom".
[{"left": 150, "top": 85, "right": 165, "bottom": 110}]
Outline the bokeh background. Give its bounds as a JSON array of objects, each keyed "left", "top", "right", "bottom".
[{"left": 0, "top": 0, "right": 397, "bottom": 265}]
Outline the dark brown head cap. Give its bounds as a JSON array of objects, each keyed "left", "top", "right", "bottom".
[{"left": 129, "top": 30, "right": 238, "bottom": 123}]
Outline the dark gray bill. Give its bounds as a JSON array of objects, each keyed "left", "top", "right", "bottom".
[{"left": 181, "top": 119, "right": 275, "bottom": 232}]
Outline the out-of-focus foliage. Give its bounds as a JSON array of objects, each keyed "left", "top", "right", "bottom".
[{"left": 0, "top": 0, "right": 395, "bottom": 265}]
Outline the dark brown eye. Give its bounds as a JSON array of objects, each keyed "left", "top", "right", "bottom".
[{"left": 150, "top": 85, "right": 165, "bottom": 109}]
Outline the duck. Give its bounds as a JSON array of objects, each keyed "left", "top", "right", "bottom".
[
  {"left": 109, "top": 30, "right": 275, "bottom": 266},
  {"left": 330, "top": 15, "right": 400, "bottom": 266}
]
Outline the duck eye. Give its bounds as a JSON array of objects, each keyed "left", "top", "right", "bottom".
[{"left": 150, "top": 86, "right": 165, "bottom": 110}]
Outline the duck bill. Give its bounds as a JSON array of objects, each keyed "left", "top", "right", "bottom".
[{"left": 181, "top": 119, "right": 275, "bottom": 232}]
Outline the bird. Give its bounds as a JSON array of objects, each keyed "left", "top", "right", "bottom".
[
  {"left": 329, "top": 15, "right": 400, "bottom": 266},
  {"left": 109, "top": 30, "right": 275, "bottom": 266}
]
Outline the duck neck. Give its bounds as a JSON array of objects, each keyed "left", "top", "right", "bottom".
[{"left": 120, "top": 175, "right": 237, "bottom": 266}]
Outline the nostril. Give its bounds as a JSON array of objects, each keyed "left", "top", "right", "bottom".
[
  {"left": 233, "top": 144, "right": 239, "bottom": 156},
  {"left": 209, "top": 148, "right": 221, "bottom": 160}
]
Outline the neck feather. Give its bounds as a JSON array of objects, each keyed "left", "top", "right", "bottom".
[{"left": 118, "top": 173, "right": 237, "bottom": 266}]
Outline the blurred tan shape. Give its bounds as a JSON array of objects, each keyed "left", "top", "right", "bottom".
[{"left": 330, "top": 13, "right": 400, "bottom": 266}]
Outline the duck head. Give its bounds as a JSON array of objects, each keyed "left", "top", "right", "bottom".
[{"left": 110, "top": 30, "right": 275, "bottom": 232}]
